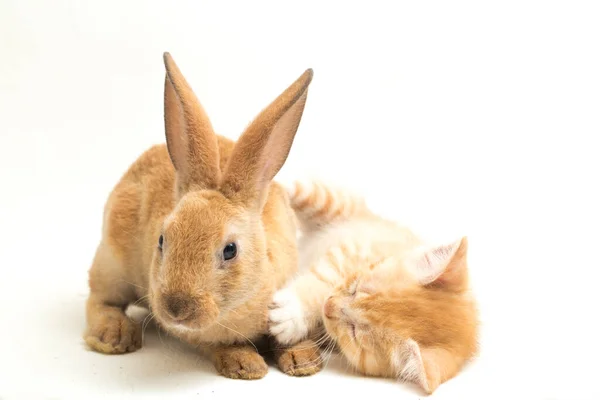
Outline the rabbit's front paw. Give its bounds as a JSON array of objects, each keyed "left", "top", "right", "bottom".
[
  {"left": 276, "top": 339, "right": 323, "bottom": 376},
  {"left": 214, "top": 345, "right": 268, "bottom": 380},
  {"left": 84, "top": 312, "right": 142, "bottom": 354},
  {"left": 268, "top": 288, "right": 308, "bottom": 345}
]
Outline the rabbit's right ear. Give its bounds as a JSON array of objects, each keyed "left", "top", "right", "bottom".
[
  {"left": 163, "top": 52, "right": 221, "bottom": 193},
  {"left": 221, "top": 68, "right": 313, "bottom": 209}
]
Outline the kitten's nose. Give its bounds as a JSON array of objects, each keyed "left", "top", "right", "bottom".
[
  {"left": 163, "top": 292, "right": 195, "bottom": 321},
  {"left": 324, "top": 296, "right": 335, "bottom": 319}
]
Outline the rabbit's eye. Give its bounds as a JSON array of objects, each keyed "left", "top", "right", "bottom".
[
  {"left": 158, "top": 235, "right": 164, "bottom": 251},
  {"left": 223, "top": 242, "right": 237, "bottom": 261}
]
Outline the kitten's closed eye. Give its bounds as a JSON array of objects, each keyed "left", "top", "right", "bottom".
[
  {"left": 348, "top": 279, "right": 359, "bottom": 296},
  {"left": 358, "top": 283, "right": 375, "bottom": 295},
  {"left": 352, "top": 279, "right": 375, "bottom": 296}
]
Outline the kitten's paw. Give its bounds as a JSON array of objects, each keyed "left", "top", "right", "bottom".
[
  {"left": 268, "top": 288, "right": 308, "bottom": 345},
  {"left": 214, "top": 346, "right": 268, "bottom": 380},
  {"left": 84, "top": 313, "right": 142, "bottom": 354},
  {"left": 276, "top": 340, "right": 323, "bottom": 376}
]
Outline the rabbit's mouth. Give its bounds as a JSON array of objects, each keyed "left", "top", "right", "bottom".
[
  {"left": 151, "top": 290, "right": 221, "bottom": 333},
  {"left": 157, "top": 309, "right": 219, "bottom": 334},
  {"left": 165, "top": 319, "right": 204, "bottom": 333},
  {"left": 161, "top": 313, "right": 201, "bottom": 330}
]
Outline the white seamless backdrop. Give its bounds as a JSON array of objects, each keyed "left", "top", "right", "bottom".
[{"left": 1, "top": 1, "right": 599, "bottom": 399}]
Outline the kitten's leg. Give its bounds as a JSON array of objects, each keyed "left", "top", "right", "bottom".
[
  {"left": 269, "top": 252, "right": 342, "bottom": 345},
  {"left": 289, "top": 180, "right": 369, "bottom": 231},
  {"left": 213, "top": 343, "right": 269, "bottom": 380},
  {"left": 84, "top": 243, "right": 142, "bottom": 354}
]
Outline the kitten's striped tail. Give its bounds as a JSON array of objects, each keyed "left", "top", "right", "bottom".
[{"left": 287, "top": 180, "right": 369, "bottom": 231}]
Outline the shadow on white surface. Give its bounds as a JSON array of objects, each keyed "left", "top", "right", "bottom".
[{"left": 35, "top": 292, "right": 419, "bottom": 399}]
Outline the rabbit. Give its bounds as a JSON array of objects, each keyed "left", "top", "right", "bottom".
[{"left": 83, "top": 52, "right": 318, "bottom": 379}]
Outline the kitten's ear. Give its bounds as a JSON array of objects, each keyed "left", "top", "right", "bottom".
[
  {"left": 391, "top": 340, "right": 447, "bottom": 395},
  {"left": 408, "top": 236, "right": 469, "bottom": 291}
]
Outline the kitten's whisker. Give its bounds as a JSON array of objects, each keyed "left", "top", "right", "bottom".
[
  {"left": 314, "top": 332, "right": 332, "bottom": 347},
  {"left": 133, "top": 295, "right": 150, "bottom": 307},
  {"left": 141, "top": 312, "right": 155, "bottom": 345},
  {"left": 321, "top": 342, "right": 333, "bottom": 360},
  {"left": 322, "top": 338, "right": 338, "bottom": 369},
  {"left": 157, "top": 322, "right": 166, "bottom": 347},
  {"left": 323, "top": 348, "right": 336, "bottom": 369}
]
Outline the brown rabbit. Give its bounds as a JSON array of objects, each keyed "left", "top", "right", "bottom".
[{"left": 83, "top": 52, "right": 319, "bottom": 379}]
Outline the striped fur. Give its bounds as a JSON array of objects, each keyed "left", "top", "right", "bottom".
[{"left": 287, "top": 180, "right": 369, "bottom": 231}]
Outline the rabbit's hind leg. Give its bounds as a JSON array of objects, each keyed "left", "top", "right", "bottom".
[{"left": 83, "top": 242, "right": 142, "bottom": 354}]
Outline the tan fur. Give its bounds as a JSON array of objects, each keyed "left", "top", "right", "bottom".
[
  {"left": 269, "top": 180, "right": 479, "bottom": 394},
  {"left": 84, "top": 52, "right": 314, "bottom": 379}
]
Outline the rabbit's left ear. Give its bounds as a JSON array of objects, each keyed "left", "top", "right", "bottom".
[{"left": 221, "top": 69, "right": 314, "bottom": 208}]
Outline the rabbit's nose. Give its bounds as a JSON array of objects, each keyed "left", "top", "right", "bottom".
[{"left": 164, "top": 292, "right": 195, "bottom": 321}]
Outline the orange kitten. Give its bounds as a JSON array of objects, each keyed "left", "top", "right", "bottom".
[{"left": 269, "top": 181, "right": 479, "bottom": 394}]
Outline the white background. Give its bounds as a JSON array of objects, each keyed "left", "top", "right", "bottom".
[{"left": 1, "top": 1, "right": 599, "bottom": 399}]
